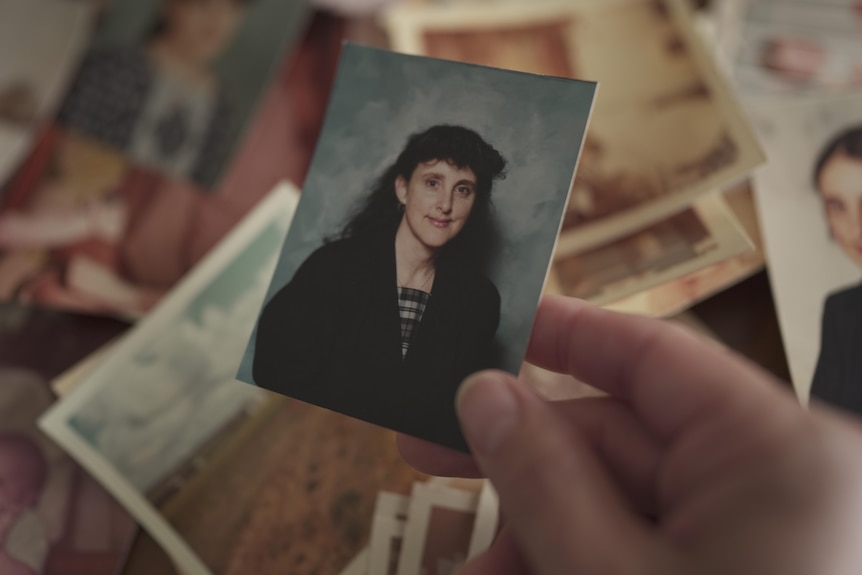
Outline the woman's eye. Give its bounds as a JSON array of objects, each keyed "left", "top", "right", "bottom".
[
  {"left": 425, "top": 179, "right": 440, "bottom": 188},
  {"left": 456, "top": 186, "right": 472, "bottom": 196}
]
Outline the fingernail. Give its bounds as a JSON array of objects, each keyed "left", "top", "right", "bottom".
[{"left": 456, "top": 373, "right": 520, "bottom": 455}]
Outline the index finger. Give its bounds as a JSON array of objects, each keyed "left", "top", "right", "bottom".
[{"left": 526, "top": 295, "right": 797, "bottom": 441}]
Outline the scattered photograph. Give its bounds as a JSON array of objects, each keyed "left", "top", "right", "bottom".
[
  {"left": 384, "top": 0, "right": 764, "bottom": 253},
  {"left": 752, "top": 93, "right": 862, "bottom": 412},
  {"left": 56, "top": 0, "right": 308, "bottom": 188},
  {"left": 552, "top": 193, "right": 752, "bottom": 306},
  {"left": 718, "top": 0, "right": 862, "bottom": 96},
  {"left": 396, "top": 483, "right": 477, "bottom": 575},
  {"left": 0, "top": 303, "right": 136, "bottom": 575},
  {"left": 367, "top": 492, "right": 409, "bottom": 575},
  {"left": 239, "top": 44, "right": 595, "bottom": 452},
  {"left": 605, "top": 183, "right": 765, "bottom": 317},
  {"left": 0, "top": 49, "right": 306, "bottom": 319},
  {"left": 466, "top": 481, "right": 498, "bottom": 559},
  {"left": 39, "top": 185, "right": 301, "bottom": 575}
]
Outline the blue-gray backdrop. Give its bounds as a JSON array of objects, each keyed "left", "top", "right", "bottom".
[{"left": 239, "top": 44, "right": 594, "bottom": 380}]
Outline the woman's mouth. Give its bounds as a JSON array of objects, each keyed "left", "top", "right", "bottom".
[{"left": 427, "top": 217, "right": 451, "bottom": 228}]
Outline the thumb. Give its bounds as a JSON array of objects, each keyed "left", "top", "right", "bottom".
[{"left": 456, "top": 371, "right": 673, "bottom": 575}]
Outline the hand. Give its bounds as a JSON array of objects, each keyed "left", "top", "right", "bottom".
[{"left": 398, "top": 296, "right": 862, "bottom": 575}]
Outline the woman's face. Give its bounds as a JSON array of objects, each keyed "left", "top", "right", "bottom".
[
  {"left": 395, "top": 159, "right": 478, "bottom": 252},
  {"left": 819, "top": 152, "right": 862, "bottom": 269},
  {"left": 163, "top": 0, "right": 245, "bottom": 65}
]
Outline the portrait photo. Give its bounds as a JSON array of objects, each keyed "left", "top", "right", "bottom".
[
  {"left": 753, "top": 93, "right": 862, "bottom": 412},
  {"left": 240, "top": 44, "right": 596, "bottom": 451},
  {"left": 384, "top": 0, "right": 764, "bottom": 255},
  {"left": 56, "top": 0, "right": 307, "bottom": 188}
]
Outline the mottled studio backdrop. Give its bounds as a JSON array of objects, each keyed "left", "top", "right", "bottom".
[{"left": 240, "top": 44, "right": 594, "bottom": 378}]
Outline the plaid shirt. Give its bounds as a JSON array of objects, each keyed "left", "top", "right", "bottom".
[{"left": 397, "top": 287, "right": 430, "bottom": 358}]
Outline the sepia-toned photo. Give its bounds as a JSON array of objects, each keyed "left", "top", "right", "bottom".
[
  {"left": 56, "top": 0, "right": 306, "bottom": 188},
  {"left": 718, "top": 0, "right": 862, "bottom": 96},
  {"left": 384, "top": 0, "right": 764, "bottom": 254},
  {"left": 0, "top": 49, "right": 306, "bottom": 319},
  {"left": 605, "top": 183, "right": 765, "bottom": 317},
  {"left": 39, "top": 186, "right": 299, "bottom": 575},
  {"left": 753, "top": 94, "right": 862, "bottom": 411},
  {"left": 240, "top": 44, "right": 595, "bottom": 452},
  {"left": 551, "top": 193, "right": 752, "bottom": 306}
]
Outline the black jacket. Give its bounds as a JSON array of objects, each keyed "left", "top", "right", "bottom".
[
  {"left": 811, "top": 282, "right": 862, "bottom": 415},
  {"left": 252, "top": 232, "right": 500, "bottom": 451}
]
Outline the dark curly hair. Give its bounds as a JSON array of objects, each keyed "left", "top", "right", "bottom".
[
  {"left": 814, "top": 125, "right": 862, "bottom": 189},
  {"left": 338, "top": 125, "right": 507, "bottom": 269}
]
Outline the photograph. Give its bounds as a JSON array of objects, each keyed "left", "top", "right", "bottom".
[
  {"left": 0, "top": 304, "right": 136, "bottom": 575},
  {"left": 367, "top": 492, "right": 409, "bottom": 575},
  {"left": 56, "top": 0, "right": 308, "bottom": 188},
  {"left": 239, "top": 43, "right": 595, "bottom": 452},
  {"left": 39, "top": 185, "right": 300, "bottom": 575},
  {"left": 551, "top": 193, "right": 752, "bottom": 306},
  {"left": 0, "top": 47, "right": 307, "bottom": 319},
  {"left": 396, "top": 483, "right": 477, "bottom": 575},
  {"left": 383, "top": 0, "right": 764, "bottom": 254},
  {"left": 604, "top": 183, "right": 765, "bottom": 317},
  {"left": 718, "top": 0, "right": 862, "bottom": 96},
  {"left": 752, "top": 93, "right": 862, "bottom": 412}
]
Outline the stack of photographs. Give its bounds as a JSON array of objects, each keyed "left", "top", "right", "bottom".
[
  {"left": 382, "top": 0, "right": 765, "bottom": 316},
  {"left": 338, "top": 478, "right": 499, "bottom": 575}
]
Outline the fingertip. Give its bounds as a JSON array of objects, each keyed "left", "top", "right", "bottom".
[
  {"left": 457, "top": 371, "right": 523, "bottom": 456},
  {"left": 395, "top": 433, "right": 483, "bottom": 478}
]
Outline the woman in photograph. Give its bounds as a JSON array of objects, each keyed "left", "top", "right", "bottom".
[
  {"left": 811, "top": 125, "right": 862, "bottom": 413},
  {"left": 59, "top": 0, "right": 253, "bottom": 188},
  {"left": 253, "top": 125, "right": 506, "bottom": 450}
]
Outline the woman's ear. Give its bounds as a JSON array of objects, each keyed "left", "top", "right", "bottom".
[{"left": 395, "top": 176, "right": 408, "bottom": 205}]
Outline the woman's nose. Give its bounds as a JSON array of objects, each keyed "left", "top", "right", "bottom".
[{"left": 438, "top": 193, "right": 453, "bottom": 213}]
